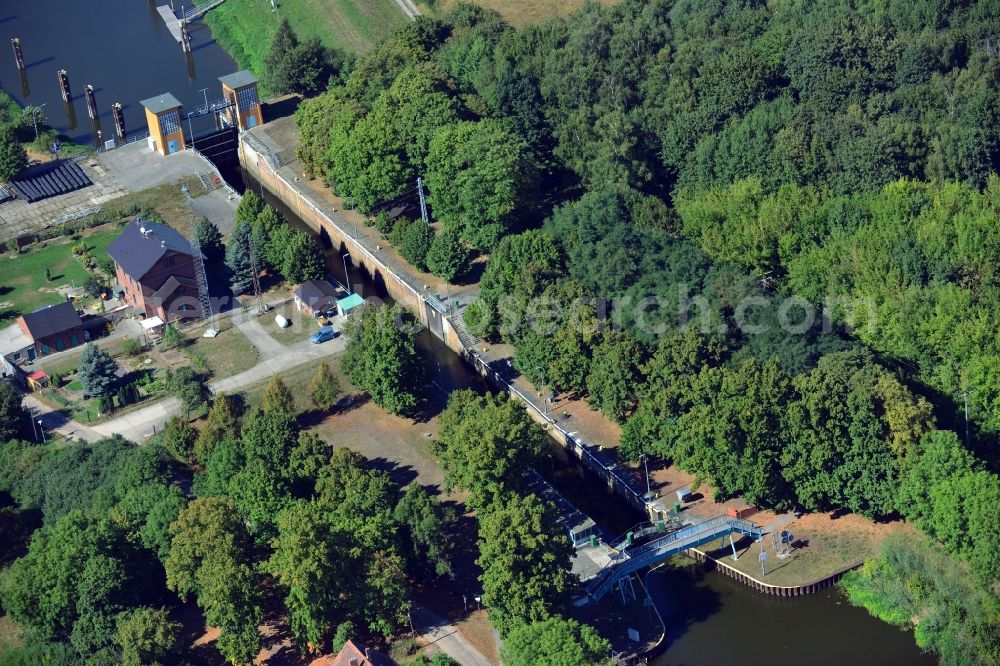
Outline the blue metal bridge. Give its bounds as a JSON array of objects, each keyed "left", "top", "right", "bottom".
[{"left": 585, "top": 515, "right": 764, "bottom": 602}]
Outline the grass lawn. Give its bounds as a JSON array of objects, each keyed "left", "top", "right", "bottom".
[
  {"left": 267, "top": 301, "right": 320, "bottom": 345},
  {"left": 205, "top": 0, "right": 406, "bottom": 81},
  {"left": 36, "top": 336, "right": 129, "bottom": 378},
  {"left": 428, "top": 0, "right": 620, "bottom": 26},
  {"left": 91, "top": 181, "right": 208, "bottom": 239},
  {"left": 184, "top": 323, "right": 260, "bottom": 380},
  {"left": 0, "top": 225, "right": 122, "bottom": 324}
]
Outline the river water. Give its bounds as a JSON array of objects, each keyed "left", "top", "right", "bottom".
[{"left": 0, "top": 0, "right": 237, "bottom": 146}]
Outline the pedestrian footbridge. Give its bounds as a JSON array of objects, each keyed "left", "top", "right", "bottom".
[{"left": 582, "top": 515, "right": 764, "bottom": 602}]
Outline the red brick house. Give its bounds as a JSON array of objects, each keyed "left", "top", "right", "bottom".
[
  {"left": 15, "top": 300, "right": 86, "bottom": 359},
  {"left": 307, "top": 640, "right": 395, "bottom": 666},
  {"left": 107, "top": 220, "right": 203, "bottom": 323}
]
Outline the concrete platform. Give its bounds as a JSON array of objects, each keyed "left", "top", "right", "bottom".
[
  {"left": 0, "top": 157, "right": 127, "bottom": 239},
  {"left": 156, "top": 5, "right": 183, "bottom": 43}
]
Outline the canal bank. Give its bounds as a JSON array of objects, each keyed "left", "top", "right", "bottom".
[
  {"left": 235, "top": 122, "right": 932, "bottom": 666},
  {"left": 238, "top": 117, "right": 673, "bottom": 522}
]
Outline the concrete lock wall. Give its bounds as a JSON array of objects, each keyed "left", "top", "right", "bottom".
[
  {"left": 239, "top": 135, "right": 857, "bottom": 598},
  {"left": 238, "top": 136, "right": 465, "bottom": 354},
  {"left": 239, "top": 133, "right": 653, "bottom": 518}
]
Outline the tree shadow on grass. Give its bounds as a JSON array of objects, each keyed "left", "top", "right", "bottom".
[
  {"left": 367, "top": 456, "right": 418, "bottom": 489},
  {"left": 298, "top": 393, "right": 370, "bottom": 428}
]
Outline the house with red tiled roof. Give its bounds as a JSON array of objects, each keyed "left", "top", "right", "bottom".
[
  {"left": 106, "top": 220, "right": 203, "bottom": 323},
  {"left": 307, "top": 639, "right": 396, "bottom": 666}
]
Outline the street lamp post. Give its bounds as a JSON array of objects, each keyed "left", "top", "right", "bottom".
[
  {"left": 341, "top": 253, "right": 351, "bottom": 294},
  {"left": 640, "top": 454, "right": 651, "bottom": 497},
  {"left": 37, "top": 419, "right": 45, "bottom": 444}
]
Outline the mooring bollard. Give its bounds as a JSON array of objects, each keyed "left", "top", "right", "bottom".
[
  {"left": 11, "top": 37, "right": 24, "bottom": 70},
  {"left": 85, "top": 84, "right": 98, "bottom": 120},
  {"left": 57, "top": 69, "right": 71, "bottom": 102},
  {"left": 113, "top": 103, "right": 126, "bottom": 142}
]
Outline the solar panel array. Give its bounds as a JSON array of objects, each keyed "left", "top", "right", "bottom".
[{"left": 8, "top": 160, "right": 92, "bottom": 203}]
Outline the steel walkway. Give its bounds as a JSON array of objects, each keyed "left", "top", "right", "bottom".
[{"left": 585, "top": 515, "right": 764, "bottom": 601}]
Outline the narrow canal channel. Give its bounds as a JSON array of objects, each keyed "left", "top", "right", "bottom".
[{"left": 246, "top": 171, "right": 934, "bottom": 666}]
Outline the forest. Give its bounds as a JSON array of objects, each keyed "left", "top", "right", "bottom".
[{"left": 293, "top": 1, "right": 1000, "bottom": 662}]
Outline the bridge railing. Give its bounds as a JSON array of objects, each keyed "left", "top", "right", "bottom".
[{"left": 586, "top": 515, "right": 765, "bottom": 600}]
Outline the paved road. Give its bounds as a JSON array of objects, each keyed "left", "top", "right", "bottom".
[
  {"left": 412, "top": 606, "right": 493, "bottom": 666},
  {"left": 92, "top": 334, "right": 347, "bottom": 442},
  {"left": 23, "top": 394, "right": 102, "bottom": 443},
  {"left": 236, "top": 317, "right": 286, "bottom": 358}
]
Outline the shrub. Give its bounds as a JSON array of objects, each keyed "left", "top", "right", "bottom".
[{"left": 121, "top": 337, "right": 142, "bottom": 357}]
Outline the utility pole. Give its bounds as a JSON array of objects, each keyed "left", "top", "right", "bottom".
[
  {"left": 37, "top": 419, "right": 46, "bottom": 444},
  {"left": 640, "top": 454, "right": 651, "bottom": 497},
  {"left": 417, "top": 176, "right": 429, "bottom": 224},
  {"left": 341, "top": 253, "right": 351, "bottom": 294}
]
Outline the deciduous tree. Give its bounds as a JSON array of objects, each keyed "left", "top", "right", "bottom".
[
  {"left": 431, "top": 390, "right": 547, "bottom": 511},
  {"left": 341, "top": 304, "right": 424, "bottom": 416},
  {"left": 477, "top": 494, "right": 574, "bottom": 636},
  {"left": 501, "top": 616, "right": 610, "bottom": 666}
]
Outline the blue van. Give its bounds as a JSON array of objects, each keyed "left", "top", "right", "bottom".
[{"left": 310, "top": 326, "right": 338, "bottom": 344}]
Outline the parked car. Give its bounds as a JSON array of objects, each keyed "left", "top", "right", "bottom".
[{"left": 310, "top": 326, "right": 338, "bottom": 344}]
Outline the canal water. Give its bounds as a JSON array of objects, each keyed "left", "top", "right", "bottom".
[
  {"left": 248, "top": 173, "right": 935, "bottom": 666},
  {"left": 0, "top": 0, "right": 238, "bottom": 146},
  {"left": 648, "top": 561, "right": 936, "bottom": 666}
]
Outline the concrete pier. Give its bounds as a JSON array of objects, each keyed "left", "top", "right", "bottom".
[{"left": 156, "top": 6, "right": 184, "bottom": 43}]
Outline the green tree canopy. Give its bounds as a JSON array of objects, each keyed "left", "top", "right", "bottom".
[
  {"left": 195, "top": 217, "right": 225, "bottom": 264},
  {"left": 115, "top": 606, "right": 182, "bottom": 666},
  {"left": 78, "top": 344, "right": 119, "bottom": 398},
  {"left": 282, "top": 229, "right": 327, "bottom": 284},
  {"left": 341, "top": 304, "right": 425, "bottom": 415},
  {"left": 501, "top": 616, "right": 610, "bottom": 666},
  {"left": 431, "top": 390, "right": 548, "bottom": 511},
  {"left": 164, "top": 497, "right": 262, "bottom": 664},
  {"left": 0, "top": 380, "right": 29, "bottom": 442},
  {"left": 226, "top": 218, "right": 255, "bottom": 295},
  {"left": 477, "top": 494, "right": 574, "bottom": 636},
  {"left": 308, "top": 362, "right": 342, "bottom": 411},
  {"left": 167, "top": 367, "right": 210, "bottom": 417},
  {"left": 425, "top": 226, "right": 473, "bottom": 282},
  {"left": 425, "top": 118, "right": 538, "bottom": 249}
]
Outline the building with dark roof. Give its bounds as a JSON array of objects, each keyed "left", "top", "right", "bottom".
[
  {"left": 15, "top": 300, "right": 86, "bottom": 359},
  {"left": 219, "top": 70, "right": 263, "bottom": 130},
  {"left": 107, "top": 220, "right": 202, "bottom": 323},
  {"left": 293, "top": 279, "right": 340, "bottom": 316},
  {"left": 140, "top": 92, "right": 185, "bottom": 155}
]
